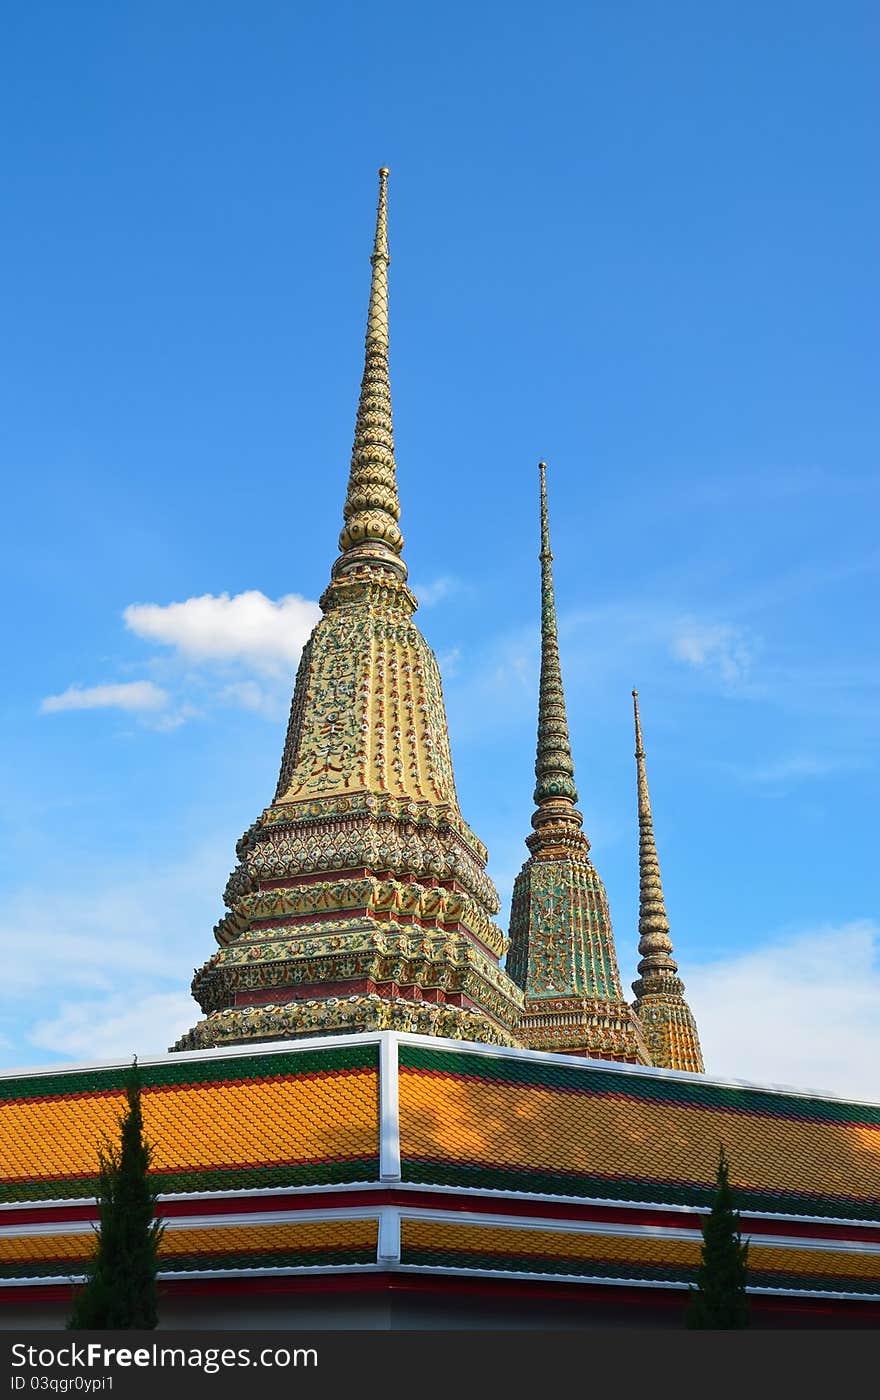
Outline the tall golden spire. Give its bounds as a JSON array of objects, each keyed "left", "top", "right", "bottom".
[
  {"left": 529, "top": 462, "right": 586, "bottom": 856},
  {"left": 506, "top": 465, "right": 649, "bottom": 1063},
  {"left": 333, "top": 167, "right": 406, "bottom": 582},
  {"left": 630, "top": 690, "right": 705, "bottom": 1072},
  {"left": 632, "top": 689, "right": 676, "bottom": 974},
  {"left": 174, "top": 170, "right": 524, "bottom": 1055}
]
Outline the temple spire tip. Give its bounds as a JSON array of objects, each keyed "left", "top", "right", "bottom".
[
  {"left": 330, "top": 167, "right": 405, "bottom": 585},
  {"left": 632, "top": 688, "right": 644, "bottom": 752}
]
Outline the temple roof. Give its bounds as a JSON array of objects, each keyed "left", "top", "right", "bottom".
[{"left": 3, "top": 1034, "right": 878, "bottom": 1307}]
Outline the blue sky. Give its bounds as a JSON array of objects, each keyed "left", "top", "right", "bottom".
[{"left": 1, "top": 2, "right": 877, "bottom": 1096}]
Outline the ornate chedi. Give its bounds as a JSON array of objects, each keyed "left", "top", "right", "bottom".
[
  {"left": 630, "top": 690, "right": 705, "bottom": 1072},
  {"left": 174, "top": 170, "right": 523, "bottom": 1052},
  {"left": 506, "top": 465, "right": 649, "bottom": 1062}
]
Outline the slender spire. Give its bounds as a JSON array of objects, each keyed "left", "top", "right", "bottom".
[
  {"left": 631, "top": 689, "right": 705, "bottom": 1072},
  {"left": 506, "top": 466, "right": 649, "bottom": 1063},
  {"left": 632, "top": 689, "right": 677, "bottom": 976},
  {"left": 333, "top": 167, "right": 406, "bottom": 581},
  {"left": 528, "top": 463, "right": 585, "bottom": 851},
  {"left": 180, "top": 170, "right": 524, "bottom": 1057}
]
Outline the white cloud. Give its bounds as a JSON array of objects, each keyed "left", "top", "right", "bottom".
[
  {"left": 0, "top": 840, "right": 230, "bottom": 1004},
  {"left": 40, "top": 681, "right": 168, "bottom": 714},
  {"left": 437, "top": 647, "right": 462, "bottom": 678},
  {"left": 123, "top": 591, "right": 321, "bottom": 675},
  {"left": 671, "top": 619, "right": 753, "bottom": 686},
  {"left": 144, "top": 704, "right": 201, "bottom": 733},
  {"left": 28, "top": 992, "right": 198, "bottom": 1061},
  {"left": 0, "top": 836, "right": 236, "bottom": 1070},
  {"left": 686, "top": 921, "right": 880, "bottom": 1101},
  {"left": 452, "top": 603, "right": 760, "bottom": 739},
  {"left": 39, "top": 590, "right": 320, "bottom": 731},
  {"left": 218, "top": 680, "right": 287, "bottom": 720},
  {"left": 733, "top": 754, "right": 860, "bottom": 786},
  {"left": 411, "top": 576, "right": 459, "bottom": 608}
]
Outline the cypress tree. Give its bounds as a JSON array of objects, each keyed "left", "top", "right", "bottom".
[
  {"left": 68, "top": 1058, "right": 164, "bottom": 1329},
  {"left": 686, "top": 1144, "right": 750, "bottom": 1328}
]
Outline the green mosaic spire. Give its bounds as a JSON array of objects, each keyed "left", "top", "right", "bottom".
[
  {"left": 532, "top": 462, "right": 582, "bottom": 834},
  {"left": 332, "top": 167, "right": 406, "bottom": 582},
  {"left": 505, "top": 466, "right": 649, "bottom": 1063}
]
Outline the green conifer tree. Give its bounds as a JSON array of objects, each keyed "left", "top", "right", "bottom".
[
  {"left": 686, "top": 1144, "right": 750, "bottom": 1329},
  {"left": 68, "top": 1058, "right": 164, "bottom": 1329}
]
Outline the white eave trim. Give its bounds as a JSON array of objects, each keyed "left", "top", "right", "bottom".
[
  {"left": 2, "top": 1179, "right": 878, "bottom": 1234},
  {"left": 1, "top": 1030, "right": 877, "bottom": 1110}
]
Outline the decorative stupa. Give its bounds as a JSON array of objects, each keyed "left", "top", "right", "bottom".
[
  {"left": 630, "top": 689, "right": 705, "bottom": 1071},
  {"left": 506, "top": 464, "right": 649, "bottom": 1061},
  {"left": 175, "top": 170, "right": 524, "bottom": 1051},
  {"left": 9, "top": 170, "right": 879, "bottom": 1337},
  {"left": 174, "top": 172, "right": 703, "bottom": 1071}
]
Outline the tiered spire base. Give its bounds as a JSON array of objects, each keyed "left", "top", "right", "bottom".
[
  {"left": 507, "top": 848, "right": 650, "bottom": 1063},
  {"left": 631, "top": 970, "right": 704, "bottom": 1074},
  {"left": 175, "top": 567, "right": 523, "bottom": 1053}
]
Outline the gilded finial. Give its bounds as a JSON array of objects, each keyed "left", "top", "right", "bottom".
[
  {"left": 332, "top": 168, "right": 406, "bottom": 583},
  {"left": 371, "top": 168, "right": 390, "bottom": 267}
]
